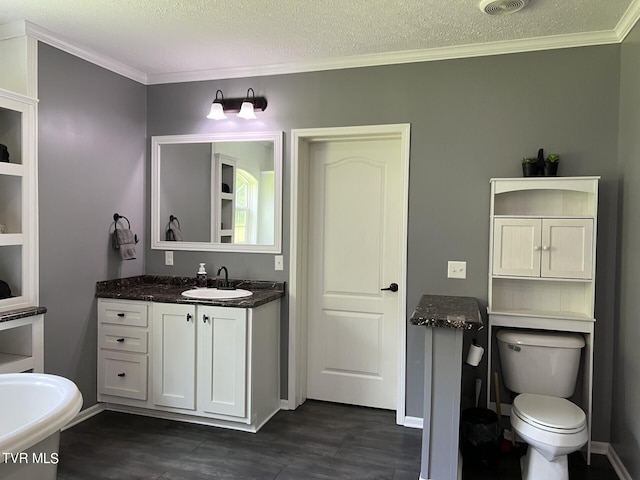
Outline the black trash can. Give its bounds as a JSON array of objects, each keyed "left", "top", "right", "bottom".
[{"left": 460, "top": 407, "right": 501, "bottom": 468}]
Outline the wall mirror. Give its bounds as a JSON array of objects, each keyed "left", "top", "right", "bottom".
[{"left": 151, "top": 131, "right": 283, "bottom": 253}]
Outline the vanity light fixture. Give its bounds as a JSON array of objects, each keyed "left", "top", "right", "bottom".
[
  {"left": 237, "top": 88, "right": 258, "bottom": 119},
  {"left": 206, "top": 90, "right": 227, "bottom": 120},
  {"left": 205, "top": 88, "right": 268, "bottom": 120}
]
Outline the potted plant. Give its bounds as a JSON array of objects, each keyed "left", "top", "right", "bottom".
[
  {"left": 544, "top": 154, "right": 559, "bottom": 176},
  {"left": 522, "top": 157, "right": 539, "bottom": 177}
]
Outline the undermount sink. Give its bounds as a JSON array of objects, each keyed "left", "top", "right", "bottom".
[{"left": 181, "top": 288, "right": 253, "bottom": 300}]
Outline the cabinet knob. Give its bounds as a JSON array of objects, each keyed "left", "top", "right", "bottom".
[
  {"left": 116, "top": 338, "right": 125, "bottom": 343},
  {"left": 186, "top": 313, "right": 193, "bottom": 322},
  {"left": 534, "top": 245, "right": 541, "bottom": 251},
  {"left": 117, "top": 373, "right": 126, "bottom": 377},
  {"left": 542, "top": 245, "right": 550, "bottom": 251},
  {"left": 117, "top": 313, "right": 125, "bottom": 317},
  {"left": 203, "top": 314, "right": 210, "bottom": 323}
]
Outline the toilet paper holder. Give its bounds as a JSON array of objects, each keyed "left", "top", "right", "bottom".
[{"left": 466, "top": 340, "right": 484, "bottom": 366}]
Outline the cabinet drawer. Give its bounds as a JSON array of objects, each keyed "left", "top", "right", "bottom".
[
  {"left": 98, "top": 350, "right": 147, "bottom": 400},
  {"left": 99, "top": 301, "right": 148, "bottom": 327},
  {"left": 99, "top": 325, "right": 148, "bottom": 353}
]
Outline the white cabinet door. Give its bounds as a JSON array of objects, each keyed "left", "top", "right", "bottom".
[
  {"left": 493, "top": 218, "right": 593, "bottom": 279},
  {"left": 197, "top": 306, "right": 247, "bottom": 418},
  {"left": 493, "top": 218, "right": 542, "bottom": 277},
  {"left": 152, "top": 303, "right": 196, "bottom": 410},
  {"left": 541, "top": 219, "right": 593, "bottom": 279}
]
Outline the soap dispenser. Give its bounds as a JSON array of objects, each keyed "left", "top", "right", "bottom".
[{"left": 196, "top": 263, "right": 207, "bottom": 288}]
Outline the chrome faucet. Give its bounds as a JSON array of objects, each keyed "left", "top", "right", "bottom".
[{"left": 216, "top": 266, "right": 234, "bottom": 289}]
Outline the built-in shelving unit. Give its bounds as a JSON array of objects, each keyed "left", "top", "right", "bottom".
[
  {"left": 0, "top": 86, "right": 42, "bottom": 374},
  {"left": 486, "top": 176, "right": 599, "bottom": 462},
  {"left": 212, "top": 153, "right": 236, "bottom": 243},
  {"left": 0, "top": 87, "right": 37, "bottom": 313}
]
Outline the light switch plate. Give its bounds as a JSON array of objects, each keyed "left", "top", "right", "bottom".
[
  {"left": 165, "top": 251, "right": 174, "bottom": 266},
  {"left": 448, "top": 261, "right": 466, "bottom": 279},
  {"left": 274, "top": 255, "right": 284, "bottom": 271}
]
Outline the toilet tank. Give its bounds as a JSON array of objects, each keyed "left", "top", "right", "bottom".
[{"left": 496, "top": 329, "right": 584, "bottom": 398}]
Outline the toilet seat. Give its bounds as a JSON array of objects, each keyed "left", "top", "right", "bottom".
[{"left": 513, "top": 394, "right": 586, "bottom": 434}]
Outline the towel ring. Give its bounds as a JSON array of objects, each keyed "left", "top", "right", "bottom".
[
  {"left": 113, "top": 213, "right": 131, "bottom": 230},
  {"left": 169, "top": 215, "right": 181, "bottom": 229}
]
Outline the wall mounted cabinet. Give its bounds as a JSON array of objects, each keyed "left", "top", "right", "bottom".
[{"left": 487, "top": 176, "right": 599, "bottom": 461}]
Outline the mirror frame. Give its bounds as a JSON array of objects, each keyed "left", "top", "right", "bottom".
[{"left": 151, "top": 131, "right": 283, "bottom": 253}]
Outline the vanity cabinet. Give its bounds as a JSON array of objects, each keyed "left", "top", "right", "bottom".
[
  {"left": 97, "top": 300, "right": 149, "bottom": 401},
  {"left": 152, "top": 303, "right": 248, "bottom": 418},
  {"left": 487, "top": 176, "right": 599, "bottom": 461},
  {"left": 98, "top": 297, "right": 280, "bottom": 432},
  {"left": 152, "top": 303, "right": 196, "bottom": 409}
]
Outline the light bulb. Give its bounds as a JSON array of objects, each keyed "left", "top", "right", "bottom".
[
  {"left": 207, "top": 102, "right": 226, "bottom": 120},
  {"left": 237, "top": 101, "right": 257, "bottom": 119}
]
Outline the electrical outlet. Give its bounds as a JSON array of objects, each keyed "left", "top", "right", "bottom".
[
  {"left": 274, "top": 255, "right": 284, "bottom": 271},
  {"left": 165, "top": 251, "right": 174, "bottom": 266},
  {"left": 447, "top": 261, "right": 466, "bottom": 279}
]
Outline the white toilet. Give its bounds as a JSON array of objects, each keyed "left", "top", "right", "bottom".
[{"left": 496, "top": 329, "right": 588, "bottom": 480}]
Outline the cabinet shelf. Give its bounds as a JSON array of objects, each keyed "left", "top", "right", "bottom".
[
  {"left": 0, "top": 233, "right": 25, "bottom": 246},
  {"left": 493, "top": 214, "right": 593, "bottom": 220},
  {"left": 491, "top": 274, "right": 592, "bottom": 283},
  {"left": 0, "top": 352, "right": 32, "bottom": 374},
  {"left": 487, "top": 308, "right": 594, "bottom": 322},
  {"left": 0, "top": 163, "right": 24, "bottom": 177}
]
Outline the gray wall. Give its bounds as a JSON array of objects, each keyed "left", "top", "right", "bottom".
[
  {"left": 146, "top": 45, "right": 620, "bottom": 441},
  {"left": 38, "top": 43, "right": 146, "bottom": 407},
  {"left": 613, "top": 21, "right": 640, "bottom": 479}
]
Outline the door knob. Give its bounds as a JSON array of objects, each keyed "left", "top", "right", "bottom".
[{"left": 381, "top": 283, "right": 399, "bottom": 292}]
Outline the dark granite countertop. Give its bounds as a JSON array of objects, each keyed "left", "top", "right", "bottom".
[
  {"left": 0, "top": 306, "right": 47, "bottom": 324},
  {"left": 96, "top": 275, "right": 284, "bottom": 308},
  {"left": 410, "top": 295, "right": 482, "bottom": 330}
]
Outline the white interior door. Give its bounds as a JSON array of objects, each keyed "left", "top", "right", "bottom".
[{"left": 306, "top": 137, "right": 402, "bottom": 410}]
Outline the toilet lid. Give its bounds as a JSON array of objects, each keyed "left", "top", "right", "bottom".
[{"left": 513, "top": 394, "right": 586, "bottom": 432}]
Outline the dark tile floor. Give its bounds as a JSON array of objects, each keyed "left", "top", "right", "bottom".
[
  {"left": 57, "top": 401, "right": 619, "bottom": 480},
  {"left": 57, "top": 401, "right": 422, "bottom": 479},
  {"left": 462, "top": 444, "right": 620, "bottom": 480}
]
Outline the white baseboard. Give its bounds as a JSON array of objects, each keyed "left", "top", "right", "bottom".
[
  {"left": 404, "top": 416, "right": 423, "bottom": 429},
  {"left": 279, "top": 399, "right": 291, "bottom": 410},
  {"left": 607, "top": 444, "right": 633, "bottom": 480},
  {"left": 62, "top": 403, "right": 105, "bottom": 431},
  {"left": 591, "top": 441, "right": 609, "bottom": 455}
]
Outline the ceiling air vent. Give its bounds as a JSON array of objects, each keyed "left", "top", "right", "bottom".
[{"left": 479, "top": 0, "right": 529, "bottom": 15}]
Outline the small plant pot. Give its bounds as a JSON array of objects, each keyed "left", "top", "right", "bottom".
[
  {"left": 522, "top": 163, "right": 538, "bottom": 177},
  {"left": 544, "top": 162, "right": 559, "bottom": 176}
]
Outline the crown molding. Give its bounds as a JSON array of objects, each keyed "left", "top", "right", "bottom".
[
  {"left": 146, "top": 30, "right": 621, "bottom": 84},
  {"left": 616, "top": 0, "right": 640, "bottom": 41},
  {"left": 23, "top": 21, "right": 147, "bottom": 84},
  {"left": 5, "top": 0, "right": 639, "bottom": 86},
  {"left": 0, "top": 20, "right": 28, "bottom": 40}
]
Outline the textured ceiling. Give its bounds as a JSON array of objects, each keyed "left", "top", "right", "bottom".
[{"left": 0, "top": 0, "right": 638, "bottom": 83}]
